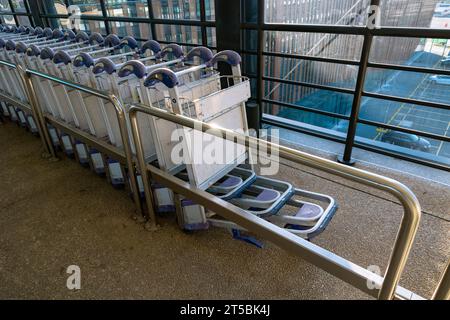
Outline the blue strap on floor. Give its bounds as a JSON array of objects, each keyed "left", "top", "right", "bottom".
[{"left": 232, "top": 229, "right": 264, "bottom": 249}]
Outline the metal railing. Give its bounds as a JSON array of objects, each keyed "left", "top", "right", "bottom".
[
  {"left": 0, "top": 60, "right": 448, "bottom": 300},
  {"left": 128, "top": 103, "right": 422, "bottom": 300},
  {"left": 0, "top": 59, "right": 144, "bottom": 217},
  {"left": 240, "top": 0, "right": 450, "bottom": 170}
]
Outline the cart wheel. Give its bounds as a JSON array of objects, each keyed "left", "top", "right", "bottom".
[{"left": 174, "top": 215, "right": 194, "bottom": 234}]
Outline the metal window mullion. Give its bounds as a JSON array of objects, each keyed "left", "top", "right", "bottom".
[
  {"left": 147, "top": 0, "right": 157, "bottom": 40},
  {"left": 199, "top": 0, "right": 208, "bottom": 47},
  {"left": 7, "top": 0, "right": 19, "bottom": 26},
  {"left": 99, "top": 0, "right": 111, "bottom": 34},
  {"left": 339, "top": 0, "right": 381, "bottom": 165}
]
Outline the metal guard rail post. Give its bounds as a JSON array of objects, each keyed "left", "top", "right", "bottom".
[
  {"left": 128, "top": 103, "right": 422, "bottom": 300},
  {"left": 432, "top": 260, "right": 450, "bottom": 300}
]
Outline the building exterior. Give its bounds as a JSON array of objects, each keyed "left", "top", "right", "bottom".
[{"left": 264, "top": 0, "right": 440, "bottom": 120}]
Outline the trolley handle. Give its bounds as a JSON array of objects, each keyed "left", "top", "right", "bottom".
[
  {"left": 26, "top": 44, "right": 41, "bottom": 57},
  {"left": 157, "top": 43, "right": 184, "bottom": 60},
  {"left": 117, "top": 60, "right": 147, "bottom": 79},
  {"left": 140, "top": 40, "right": 161, "bottom": 55},
  {"left": 5, "top": 40, "right": 16, "bottom": 51},
  {"left": 43, "top": 27, "right": 53, "bottom": 39},
  {"left": 53, "top": 50, "right": 72, "bottom": 65},
  {"left": 15, "top": 41, "right": 28, "bottom": 54},
  {"left": 143, "top": 68, "right": 179, "bottom": 88},
  {"left": 64, "top": 29, "right": 76, "bottom": 41},
  {"left": 92, "top": 57, "right": 117, "bottom": 75},
  {"left": 75, "top": 31, "right": 89, "bottom": 43},
  {"left": 40, "top": 47, "right": 55, "bottom": 60},
  {"left": 104, "top": 34, "right": 121, "bottom": 48},
  {"left": 207, "top": 50, "right": 242, "bottom": 67},
  {"left": 73, "top": 52, "right": 95, "bottom": 68},
  {"left": 119, "top": 36, "right": 139, "bottom": 50},
  {"left": 52, "top": 29, "right": 64, "bottom": 40},
  {"left": 89, "top": 32, "right": 105, "bottom": 45},
  {"left": 34, "top": 27, "right": 44, "bottom": 37},
  {"left": 184, "top": 46, "right": 213, "bottom": 63}
]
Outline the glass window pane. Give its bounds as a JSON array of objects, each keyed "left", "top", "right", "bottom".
[
  {"left": 370, "top": 36, "right": 450, "bottom": 71},
  {"left": 43, "top": 1, "right": 69, "bottom": 15},
  {"left": 0, "top": 0, "right": 11, "bottom": 13},
  {"left": 12, "top": 0, "right": 27, "bottom": 13},
  {"left": 206, "top": 27, "right": 216, "bottom": 47},
  {"left": 68, "top": 0, "right": 102, "bottom": 16},
  {"left": 17, "top": 15, "right": 31, "bottom": 26},
  {"left": 356, "top": 124, "right": 450, "bottom": 167},
  {"left": 243, "top": 29, "right": 257, "bottom": 52},
  {"left": 242, "top": 54, "right": 257, "bottom": 77},
  {"left": 155, "top": 24, "right": 202, "bottom": 45},
  {"left": 264, "top": 56, "right": 358, "bottom": 90},
  {"left": 109, "top": 21, "right": 152, "bottom": 39},
  {"left": 264, "top": 80, "right": 353, "bottom": 117},
  {"left": 360, "top": 97, "right": 450, "bottom": 137},
  {"left": 242, "top": 0, "right": 257, "bottom": 23},
  {"left": 1, "top": 15, "right": 15, "bottom": 25},
  {"left": 264, "top": 102, "right": 350, "bottom": 138},
  {"left": 205, "top": 0, "right": 215, "bottom": 21},
  {"left": 365, "top": 67, "right": 450, "bottom": 106},
  {"left": 78, "top": 19, "right": 107, "bottom": 34},
  {"left": 47, "top": 17, "right": 65, "bottom": 29},
  {"left": 106, "top": 0, "right": 149, "bottom": 18},
  {"left": 264, "top": 0, "right": 370, "bottom": 25},
  {"left": 152, "top": 0, "right": 200, "bottom": 20},
  {"left": 264, "top": 31, "right": 364, "bottom": 62},
  {"left": 379, "top": 0, "right": 448, "bottom": 29}
]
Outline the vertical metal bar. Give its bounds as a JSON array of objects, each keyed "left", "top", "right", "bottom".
[
  {"left": 432, "top": 260, "right": 450, "bottom": 300},
  {"left": 338, "top": 0, "right": 380, "bottom": 166},
  {"left": 147, "top": 0, "right": 157, "bottom": 40},
  {"left": 18, "top": 66, "right": 57, "bottom": 158},
  {"left": 256, "top": 0, "right": 264, "bottom": 129},
  {"left": 7, "top": 0, "right": 19, "bottom": 26},
  {"left": 129, "top": 111, "right": 158, "bottom": 230},
  {"left": 23, "top": 0, "right": 34, "bottom": 27},
  {"left": 99, "top": 0, "right": 111, "bottom": 34},
  {"left": 27, "top": 0, "right": 46, "bottom": 28},
  {"left": 199, "top": 0, "right": 208, "bottom": 47},
  {"left": 108, "top": 95, "right": 144, "bottom": 218}
]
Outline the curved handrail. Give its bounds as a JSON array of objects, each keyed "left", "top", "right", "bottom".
[{"left": 127, "top": 103, "right": 421, "bottom": 300}]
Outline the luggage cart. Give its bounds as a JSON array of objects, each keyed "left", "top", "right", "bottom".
[
  {"left": 88, "top": 44, "right": 202, "bottom": 192},
  {"left": 0, "top": 27, "right": 43, "bottom": 132},
  {"left": 118, "top": 46, "right": 224, "bottom": 210},
  {"left": 29, "top": 32, "right": 107, "bottom": 157},
  {"left": 141, "top": 51, "right": 338, "bottom": 240},
  {"left": 52, "top": 35, "right": 141, "bottom": 170}
]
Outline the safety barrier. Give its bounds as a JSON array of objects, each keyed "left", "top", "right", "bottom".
[{"left": 0, "top": 26, "right": 447, "bottom": 299}]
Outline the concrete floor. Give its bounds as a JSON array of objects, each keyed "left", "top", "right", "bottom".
[{"left": 0, "top": 121, "right": 449, "bottom": 300}]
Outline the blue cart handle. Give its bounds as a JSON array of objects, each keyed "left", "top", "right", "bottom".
[{"left": 144, "top": 68, "right": 179, "bottom": 88}]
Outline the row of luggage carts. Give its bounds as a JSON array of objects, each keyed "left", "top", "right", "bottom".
[{"left": 0, "top": 24, "right": 338, "bottom": 246}]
